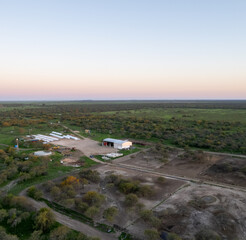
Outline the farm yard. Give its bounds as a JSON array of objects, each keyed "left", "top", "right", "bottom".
[{"left": 1, "top": 101, "right": 246, "bottom": 239}]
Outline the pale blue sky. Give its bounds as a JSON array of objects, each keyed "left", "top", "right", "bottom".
[{"left": 0, "top": 0, "right": 245, "bottom": 100}]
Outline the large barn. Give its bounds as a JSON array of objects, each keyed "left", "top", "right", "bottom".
[{"left": 102, "top": 138, "right": 132, "bottom": 149}]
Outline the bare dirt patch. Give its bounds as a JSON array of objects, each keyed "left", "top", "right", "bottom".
[
  {"left": 94, "top": 164, "right": 185, "bottom": 228},
  {"left": 201, "top": 156, "right": 246, "bottom": 187},
  {"left": 157, "top": 154, "right": 219, "bottom": 178},
  {"left": 113, "top": 148, "right": 219, "bottom": 179},
  {"left": 127, "top": 184, "right": 246, "bottom": 240},
  {"left": 51, "top": 138, "right": 118, "bottom": 156}
]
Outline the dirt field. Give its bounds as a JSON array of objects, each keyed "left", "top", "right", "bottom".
[
  {"left": 42, "top": 163, "right": 185, "bottom": 237},
  {"left": 157, "top": 154, "right": 220, "bottom": 178},
  {"left": 114, "top": 148, "right": 219, "bottom": 178},
  {"left": 51, "top": 138, "right": 118, "bottom": 156},
  {"left": 146, "top": 184, "right": 246, "bottom": 240},
  {"left": 201, "top": 156, "right": 246, "bottom": 187}
]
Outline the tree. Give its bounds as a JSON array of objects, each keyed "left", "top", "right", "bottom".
[
  {"left": 0, "top": 226, "right": 19, "bottom": 240},
  {"left": 28, "top": 230, "right": 44, "bottom": 240},
  {"left": 103, "top": 207, "right": 118, "bottom": 222},
  {"left": 61, "top": 176, "right": 80, "bottom": 186},
  {"left": 0, "top": 209, "right": 8, "bottom": 222},
  {"left": 144, "top": 229, "right": 160, "bottom": 240},
  {"left": 124, "top": 194, "right": 138, "bottom": 207},
  {"left": 82, "top": 191, "right": 105, "bottom": 207},
  {"left": 35, "top": 208, "right": 55, "bottom": 232},
  {"left": 85, "top": 206, "right": 99, "bottom": 218},
  {"left": 27, "top": 186, "right": 43, "bottom": 200},
  {"left": 50, "top": 226, "right": 71, "bottom": 240},
  {"left": 51, "top": 186, "right": 61, "bottom": 200}
]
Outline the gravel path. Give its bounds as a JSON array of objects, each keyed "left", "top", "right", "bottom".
[{"left": 25, "top": 196, "right": 118, "bottom": 240}]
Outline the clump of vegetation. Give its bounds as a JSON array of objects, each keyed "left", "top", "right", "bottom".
[
  {"left": 103, "top": 207, "right": 118, "bottom": 222},
  {"left": 35, "top": 207, "right": 55, "bottom": 232},
  {"left": 180, "top": 149, "right": 207, "bottom": 163},
  {"left": 144, "top": 228, "right": 160, "bottom": 240},
  {"left": 140, "top": 210, "right": 161, "bottom": 228},
  {"left": 79, "top": 169, "right": 100, "bottom": 183},
  {"left": 124, "top": 193, "right": 138, "bottom": 207},
  {"left": 27, "top": 186, "right": 43, "bottom": 200},
  {"left": 106, "top": 174, "right": 155, "bottom": 198}
]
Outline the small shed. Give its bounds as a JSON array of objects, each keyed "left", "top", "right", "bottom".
[{"left": 102, "top": 138, "right": 132, "bottom": 149}]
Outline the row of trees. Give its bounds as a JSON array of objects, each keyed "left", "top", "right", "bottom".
[{"left": 0, "top": 194, "right": 100, "bottom": 240}]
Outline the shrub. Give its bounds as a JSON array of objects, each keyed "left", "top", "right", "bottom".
[
  {"left": 85, "top": 206, "right": 99, "bottom": 218},
  {"left": 124, "top": 194, "right": 138, "bottom": 207},
  {"left": 82, "top": 191, "right": 105, "bottom": 207},
  {"left": 79, "top": 170, "right": 100, "bottom": 183},
  {"left": 27, "top": 186, "right": 43, "bottom": 200},
  {"left": 103, "top": 207, "right": 118, "bottom": 222},
  {"left": 144, "top": 228, "right": 160, "bottom": 240},
  {"left": 35, "top": 208, "right": 55, "bottom": 232}
]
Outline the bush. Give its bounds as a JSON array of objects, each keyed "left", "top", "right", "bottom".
[
  {"left": 82, "top": 191, "right": 105, "bottom": 207},
  {"left": 35, "top": 208, "right": 55, "bottom": 232},
  {"left": 124, "top": 194, "right": 138, "bottom": 207},
  {"left": 27, "top": 186, "right": 43, "bottom": 200},
  {"left": 103, "top": 207, "right": 118, "bottom": 222},
  {"left": 50, "top": 226, "right": 71, "bottom": 240},
  {"left": 157, "top": 177, "right": 165, "bottom": 183},
  {"left": 144, "top": 228, "right": 160, "bottom": 240},
  {"left": 79, "top": 170, "right": 100, "bottom": 183},
  {"left": 85, "top": 206, "right": 99, "bottom": 218}
]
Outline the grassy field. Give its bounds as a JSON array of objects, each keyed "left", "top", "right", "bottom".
[
  {"left": 101, "top": 108, "right": 246, "bottom": 123},
  {"left": 0, "top": 124, "right": 66, "bottom": 146}
]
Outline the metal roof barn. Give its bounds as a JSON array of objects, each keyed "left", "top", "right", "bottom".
[{"left": 102, "top": 138, "right": 132, "bottom": 149}]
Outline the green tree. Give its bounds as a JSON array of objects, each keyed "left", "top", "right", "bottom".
[
  {"left": 82, "top": 191, "right": 105, "bottom": 207},
  {"left": 124, "top": 194, "right": 138, "bottom": 207},
  {"left": 50, "top": 226, "right": 71, "bottom": 240},
  {"left": 103, "top": 207, "right": 118, "bottom": 222},
  {"left": 0, "top": 209, "right": 8, "bottom": 222},
  {"left": 35, "top": 208, "right": 55, "bottom": 232},
  {"left": 28, "top": 230, "right": 44, "bottom": 240},
  {"left": 27, "top": 186, "right": 43, "bottom": 200},
  {"left": 85, "top": 206, "right": 99, "bottom": 218}
]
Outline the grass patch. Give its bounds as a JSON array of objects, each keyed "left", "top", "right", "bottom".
[{"left": 80, "top": 156, "right": 98, "bottom": 168}]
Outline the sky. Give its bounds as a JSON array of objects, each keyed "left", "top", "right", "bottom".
[{"left": 0, "top": 0, "right": 246, "bottom": 100}]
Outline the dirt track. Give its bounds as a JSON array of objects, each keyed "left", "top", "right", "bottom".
[{"left": 24, "top": 196, "right": 117, "bottom": 240}]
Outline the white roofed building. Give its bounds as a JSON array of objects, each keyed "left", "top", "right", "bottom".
[{"left": 102, "top": 138, "right": 132, "bottom": 149}]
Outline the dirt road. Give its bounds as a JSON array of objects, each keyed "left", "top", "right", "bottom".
[{"left": 24, "top": 196, "right": 118, "bottom": 240}]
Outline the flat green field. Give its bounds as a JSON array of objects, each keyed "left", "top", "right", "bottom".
[{"left": 102, "top": 108, "right": 246, "bottom": 123}]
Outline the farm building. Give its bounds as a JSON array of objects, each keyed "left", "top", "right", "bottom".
[{"left": 102, "top": 138, "right": 132, "bottom": 149}]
